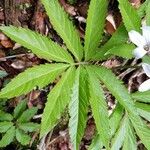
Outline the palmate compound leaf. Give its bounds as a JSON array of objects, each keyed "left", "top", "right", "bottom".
[
  {"left": 90, "top": 65, "right": 150, "bottom": 149},
  {"left": 40, "top": 67, "right": 75, "bottom": 138},
  {"left": 0, "top": 63, "right": 69, "bottom": 99},
  {"left": 41, "top": 0, "right": 83, "bottom": 61},
  {"left": 118, "top": 0, "right": 141, "bottom": 32},
  {"left": 84, "top": 0, "right": 108, "bottom": 60},
  {"left": 90, "top": 1, "right": 144, "bottom": 61},
  {"left": 0, "top": 26, "right": 73, "bottom": 63},
  {"left": 86, "top": 67, "right": 110, "bottom": 149},
  {"left": 69, "top": 66, "right": 89, "bottom": 150}
]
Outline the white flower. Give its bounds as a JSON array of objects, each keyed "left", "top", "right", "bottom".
[
  {"left": 139, "top": 63, "right": 150, "bottom": 92},
  {"left": 128, "top": 26, "right": 150, "bottom": 59}
]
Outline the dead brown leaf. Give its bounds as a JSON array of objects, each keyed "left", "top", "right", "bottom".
[{"left": 1, "top": 40, "right": 14, "bottom": 48}]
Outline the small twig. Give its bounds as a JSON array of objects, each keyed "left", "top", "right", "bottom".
[
  {"left": 37, "top": 135, "right": 47, "bottom": 150},
  {"left": 47, "top": 129, "right": 68, "bottom": 147},
  {"left": 0, "top": 53, "right": 32, "bottom": 61},
  {"left": 45, "top": 130, "right": 54, "bottom": 149},
  {"left": 33, "top": 114, "right": 42, "bottom": 119}
]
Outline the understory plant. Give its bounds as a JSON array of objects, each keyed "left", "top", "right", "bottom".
[
  {"left": 0, "top": 0, "right": 150, "bottom": 149},
  {"left": 0, "top": 100, "right": 39, "bottom": 147}
]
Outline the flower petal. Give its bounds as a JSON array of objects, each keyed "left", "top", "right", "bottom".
[
  {"left": 142, "top": 63, "right": 150, "bottom": 77},
  {"left": 128, "top": 30, "right": 146, "bottom": 47},
  {"left": 142, "top": 26, "right": 150, "bottom": 44},
  {"left": 133, "top": 47, "right": 147, "bottom": 59},
  {"left": 139, "top": 79, "right": 150, "bottom": 92}
]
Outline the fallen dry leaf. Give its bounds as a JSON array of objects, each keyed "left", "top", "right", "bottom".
[{"left": 1, "top": 40, "right": 14, "bottom": 48}]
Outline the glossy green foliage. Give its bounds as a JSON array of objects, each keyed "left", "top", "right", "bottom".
[
  {"left": 0, "top": 0, "right": 150, "bottom": 149},
  {"left": 0, "top": 100, "right": 39, "bottom": 147}
]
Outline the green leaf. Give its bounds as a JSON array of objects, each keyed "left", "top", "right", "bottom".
[
  {"left": 130, "top": 116, "right": 150, "bottom": 150},
  {"left": 111, "top": 116, "right": 128, "bottom": 150},
  {"left": 41, "top": 0, "right": 83, "bottom": 61},
  {"left": 16, "top": 128, "right": 31, "bottom": 145},
  {"left": 122, "top": 118, "right": 137, "bottom": 150},
  {"left": 142, "top": 55, "right": 150, "bottom": 64},
  {"left": 0, "top": 111, "right": 13, "bottom": 121},
  {"left": 18, "top": 107, "right": 38, "bottom": 123},
  {"left": 135, "top": 102, "right": 150, "bottom": 112},
  {"left": 0, "top": 70, "right": 8, "bottom": 78},
  {"left": 91, "top": 65, "right": 150, "bottom": 149},
  {"left": 0, "top": 122, "right": 13, "bottom": 133},
  {"left": 91, "top": 66, "right": 137, "bottom": 116},
  {"left": 105, "top": 44, "right": 135, "bottom": 59},
  {"left": 40, "top": 67, "right": 75, "bottom": 138},
  {"left": 118, "top": 0, "right": 141, "bottom": 32},
  {"left": 109, "top": 103, "right": 124, "bottom": 137},
  {"left": 136, "top": 102, "right": 150, "bottom": 122},
  {"left": 137, "top": 0, "right": 149, "bottom": 18},
  {"left": 18, "top": 122, "right": 39, "bottom": 132},
  {"left": 14, "top": 100, "right": 27, "bottom": 119},
  {"left": 0, "top": 26, "right": 73, "bottom": 63},
  {"left": 88, "top": 134, "right": 103, "bottom": 150},
  {"left": 0, "top": 63, "right": 68, "bottom": 98},
  {"left": 87, "top": 67, "right": 110, "bottom": 149},
  {"left": 69, "top": 67, "right": 89, "bottom": 150},
  {"left": 84, "top": 0, "right": 108, "bottom": 60},
  {"left": 0, "top": 126, "right": 15, "bottom": 147},
  {"left": 146, "top": 2, "right": 150, "bottom": 26},
  {"left": 132, "top": 91, "right": 150, "bottom": 103},
  {"left": 92, "top": 25, "right": 128, "bottom": 61}
]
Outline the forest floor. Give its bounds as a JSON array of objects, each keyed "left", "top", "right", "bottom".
[{"left": 0, "top": 0, "right": 146, "bottom": 149}]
